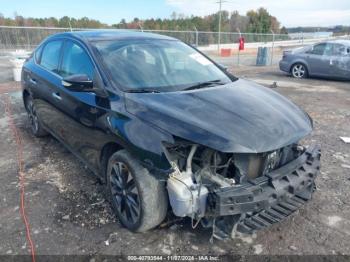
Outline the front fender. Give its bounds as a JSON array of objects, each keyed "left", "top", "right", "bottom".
[{"left": 105, "top": 111, "right": 174, "bottom": 172}]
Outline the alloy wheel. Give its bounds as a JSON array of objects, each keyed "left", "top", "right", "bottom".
[
  {"left": 109, "top": 162, "right": 141, "bottom": 225},
  {"left": 292, "top": 64, "right": 306, "bottom": 78}
]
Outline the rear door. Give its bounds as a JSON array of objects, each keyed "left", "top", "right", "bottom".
[
  {"left": 306, "top": 43, "right": 332, "bottom": 76},
  {"left": 29, "top": 39, "right": 65, "bottom": 139}
]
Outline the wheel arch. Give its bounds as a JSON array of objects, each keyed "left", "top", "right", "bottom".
[
  {"left": 290, "top": 61, "right": 309, "bottom": 74},
  {"left": 22, "top": 89, "right": 30, "bottom": 110},
  {"left": 100, "top": 142, "right": 124, "bottom": 183}
]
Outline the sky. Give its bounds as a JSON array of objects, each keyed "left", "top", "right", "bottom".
[{"left": 0, "top": 0, "right": 349, "bottom": 27}]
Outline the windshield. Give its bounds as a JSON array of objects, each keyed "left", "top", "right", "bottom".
[{"left": 93, "top": 39, "right": 234, "bottom": 92}]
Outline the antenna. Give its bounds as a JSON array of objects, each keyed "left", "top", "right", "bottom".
[{"left": 68, "top": 19, "right": 72, "bottom": 32}]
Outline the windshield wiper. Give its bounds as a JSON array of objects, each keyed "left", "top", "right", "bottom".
[
  {"left": 183, "top": 80, "right": 226, "bottom": 91},
  {"left": 124, "top": 88, "right": 161, "bottom": 93}
]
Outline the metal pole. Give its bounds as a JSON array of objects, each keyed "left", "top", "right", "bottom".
[
  {"left": 25, "top": 27, "right": 30, "bottom": 50},
  {"left": 194, "top": 26, "right": 198, "bottom": 47},
  {"left": 138, "top": 22, "right": 143, "bottom": 32},
  {"left": 218, "top": 0, "right": 222, "bottom": 52},
  {"left": 301, "top": 31, "right": 304, "bottom": 46},
  {"left": 270, "top": 29, "right": 275, "bottom": 65},
  {"left": 68, "top": 20, "right": 73, "bottom": 32}
]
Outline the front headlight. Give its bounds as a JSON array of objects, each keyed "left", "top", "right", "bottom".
[{"left": 263, "top": 150, "right": 281, "bottom": 174}]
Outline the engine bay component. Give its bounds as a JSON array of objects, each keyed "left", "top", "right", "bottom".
[
  {"left": 167, "top": 144, "right": 208, "bottom": 218},
  {"left": 167, "top": 172, "right": 208, "bottom": 218},
  {"left": 163, "top": 139, "right": 320, "bottom": 237},
  {"left": 234, "top": 153, "right": 268, "bottom": 180}
]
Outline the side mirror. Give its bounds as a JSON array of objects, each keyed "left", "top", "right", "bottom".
[
  {"left": 62, "top": 73, "right": 108, "bottom": 98},
  {"left": 62, "top": 74, "right": 93, "bottom": 92}
]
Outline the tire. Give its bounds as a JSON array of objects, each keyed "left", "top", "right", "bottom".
[
  {"left": 106, "top": 150, "right": 168, "bottom": 232},
  {"left": 291, "top": 63, "right": 308, "bottom": 79},
  {"left": 24, "top": 95, "right": 48, "bottom": 137}
]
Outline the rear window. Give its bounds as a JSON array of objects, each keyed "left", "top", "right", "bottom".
[
  {"left": 310, "top": 43, "right": 326, "bottom": 55},
  {"left": 40, "top": 40, "right": 63, "bottom": 73}
]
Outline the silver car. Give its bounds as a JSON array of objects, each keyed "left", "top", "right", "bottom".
[{"left": 279, "top": 40, "right": 350, "bottom": 80}]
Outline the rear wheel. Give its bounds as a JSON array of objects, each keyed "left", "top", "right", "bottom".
[
  {"left": 106, "top": 150, "right": 168, "bottom": 232},
  {"left": 291, "top": 63, "right": 308, "bottom": 79},
  {"left": 24, "top": 95, "right": 48, "bottom": 137}
]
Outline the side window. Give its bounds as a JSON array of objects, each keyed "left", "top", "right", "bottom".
[
  {"left": 324, "top": 43, "right": 333, "bottom": 56},
  {"left": 40, "top": 40, "right": 63, "bottom": 73},
  {"left": 310, "top": 43, "right": 326, "bottom": 55},
  {"left": 332, "top": 44, "right": 346, "bottom": 56},
  {"left": 34, "top": 45, "right": 43, "bottom": 63},
  {"left": 60, "top": 41, "right": 94, "bottom": 80}
]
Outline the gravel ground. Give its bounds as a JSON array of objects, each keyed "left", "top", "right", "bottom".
[
  {"left": 0, "top": 56, "right": 13, "bottom": 83},
  {"left": 0, "top": 66, "right": 349, "bottom": 258}
]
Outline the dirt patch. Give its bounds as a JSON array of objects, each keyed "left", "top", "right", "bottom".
[{"left": 0, "top": 82, "right": 21, "bottom": 94}]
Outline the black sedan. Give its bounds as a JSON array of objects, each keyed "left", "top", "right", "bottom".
[{"left": 22, "top": 30, "right": 320, "bottom": 236}]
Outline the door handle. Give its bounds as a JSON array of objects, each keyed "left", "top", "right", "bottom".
[
  {"left": 52, "top": 92, "right": 62, "bottom": 101},
  {"left": 29, "top": 78, "right": 37, "bottom": 85}
]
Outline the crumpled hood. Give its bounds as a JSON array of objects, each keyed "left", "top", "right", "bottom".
[{"left": 125, "top": 79, "right": 313, "bottom": 153}]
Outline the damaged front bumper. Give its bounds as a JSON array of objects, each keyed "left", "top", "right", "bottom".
[{"left": 207, "top": 145, "right": 321, "bottom": 234}]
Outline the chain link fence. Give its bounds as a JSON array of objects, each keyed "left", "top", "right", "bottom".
[
  {"left": 0, "top": 25, "right": 348, "bottom": 82},
  {"left": 127, "top": 29, "right": 348, "bottom": 69},
  {"left": 0, "top": 26, "right": 292, "bottom": 51},
  {"left": 0, "top": 26, "right": 69, "bottom": 52}
]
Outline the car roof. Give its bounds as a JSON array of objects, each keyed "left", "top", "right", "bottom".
[{"left": 51, "top": 30, "right": 177, "bottom": 42}]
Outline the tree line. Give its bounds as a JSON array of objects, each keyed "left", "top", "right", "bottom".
[{"left": 0, "top": 8, "right": 287, "bottom": 34}]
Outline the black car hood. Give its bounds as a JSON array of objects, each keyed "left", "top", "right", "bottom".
[{"left": 125, "top": 79, "right": 312, "bottom": 153}]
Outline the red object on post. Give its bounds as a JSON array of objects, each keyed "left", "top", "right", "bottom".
[{"left": 239, "top": 37, "right": 245, "bottom": 51}]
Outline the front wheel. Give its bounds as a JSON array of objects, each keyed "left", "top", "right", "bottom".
[
  {"left": 106, "top": 150, "right": 168, "bottom": 232},
  {"left": 291, "top": 63, "right": 308, "bottom": 79}
]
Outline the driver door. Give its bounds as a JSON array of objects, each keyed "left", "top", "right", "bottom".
[{"left": 329, "top": 43, "right": 350, "bottom": 79}]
